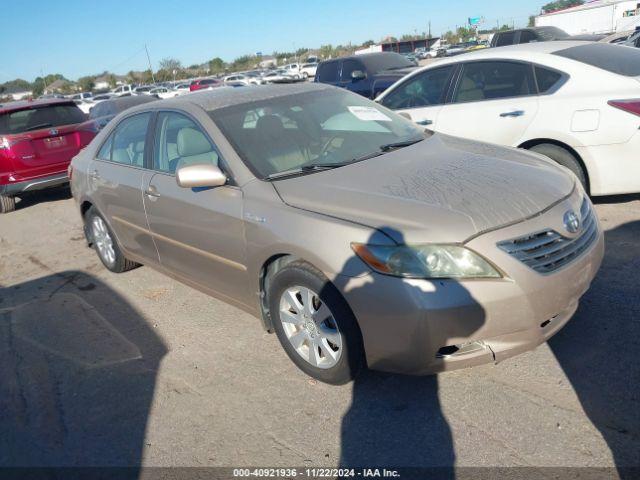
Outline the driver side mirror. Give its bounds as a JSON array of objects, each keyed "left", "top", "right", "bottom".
[
  {"left": 351, "top": 70, "right": 366, "bottom": 81},
  {"left": 176, "top": 164, "right": 227, "bottom": 188}
]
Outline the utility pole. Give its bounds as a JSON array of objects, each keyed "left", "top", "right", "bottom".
[
  {"left": 428, "top": 20, "right": 431, "bottom": 39},
  {"left": 145, "top": 44, "right": 156, "bottom": 84}
]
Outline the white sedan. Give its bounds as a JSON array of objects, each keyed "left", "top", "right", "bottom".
[
  {"left": 149, "top": 87, "right": 175, "bottom": 99},
  {"left": 377, "top": 41, "right": 640, "bottom": 196}
]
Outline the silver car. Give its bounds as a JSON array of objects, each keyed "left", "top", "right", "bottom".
[{"left": 70, "top": 84, "right": 604, "bottom": 384}]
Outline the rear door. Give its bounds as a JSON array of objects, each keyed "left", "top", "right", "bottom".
[
  {"left": 88, "top": 112, "right": 158, "bottom": 263},
  {"left": 142, "top": 111, "right": 247, "bottom": 302},
  {"left": 2, "top": 103, "right": 92, "bottom": 179},
  {"left": 378, "top": 64, "right": 456, "bottom": 129},
  {"left": 436, "top": 60, "right": 540, "bottom": 146}
]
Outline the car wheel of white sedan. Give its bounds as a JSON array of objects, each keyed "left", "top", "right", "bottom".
[
  {"left": 529, "top": 143, "right": 588, "bottom": 192},
  {"left": 268, "top": 260, "right": 365, "bottom": 384}
]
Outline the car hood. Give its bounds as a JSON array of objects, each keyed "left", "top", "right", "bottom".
[{"left": 273, "top": 134, "right": 575, "bottom": 244}]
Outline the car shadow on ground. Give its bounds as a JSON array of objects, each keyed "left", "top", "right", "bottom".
[
  {"left": 13, "top": 185, "right": 72, "bottom": 211},
  {"left": 549, "top": 220, "right": 640, "bottom": 478},
  {"left": 0, "top": 271, "right": 166, "bottom": 476},
  {"left": 333, "top": 228, "right": 486, "bottom": 477}
]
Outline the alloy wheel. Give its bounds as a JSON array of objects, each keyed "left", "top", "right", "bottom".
[
  {"left": 279, "top": 286, "right": 342, "bottom": 369},
  {"left": 91, "top": 216, "right": 116, "bottom": 267}
]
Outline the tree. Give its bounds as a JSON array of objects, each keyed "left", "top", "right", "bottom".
[
  {"left": 541, "top": 0, "right": 584, "bottom": 13},
  {"left": 158, "top": 57, "right": 182, "bottom": 72},
  {"left": 107, "top": 74, "right": 117, "bottom": 89},
  {"left": 528, "top": 15, "right": 536, "bottom": 27},
  {"left": 208, "top": 57, "right": 225, "bottom": 74},
  {"left": 77, "top": 76, "right": 95, "bottom": 92}
]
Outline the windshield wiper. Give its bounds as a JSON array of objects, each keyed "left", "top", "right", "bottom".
[
  {"left": 379, "top": 138, "right": 424, "bottom": 152},
  {"left": 24, "top": 123, "right": 54, "bottom": 132},
  {"left": 265, "top": 162, "right": 350, "bottom": 180}
]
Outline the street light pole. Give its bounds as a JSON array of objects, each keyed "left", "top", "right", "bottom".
[{"left": 145, "top": 44, "right": 156, "bottom": 84}]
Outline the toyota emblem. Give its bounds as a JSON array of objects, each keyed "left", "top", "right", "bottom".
[{"left": 563, "top": 210, "right": 581, "bottom": 234}]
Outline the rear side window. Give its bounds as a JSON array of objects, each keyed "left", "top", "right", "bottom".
[
  {"left": 318, "top": 61, "right": 339, "bottom": 82},
  {"left": 535, "top": 66, "right": 563, "bottom": 93},
  {"left": 554, "top": 43, "right": 640, "bottom": 77},
  {"left": 99, "top": 113, "right": 151, "bottom": 166},
  {"left": 381, "top": 65, "right": 455, "bottom": 109},
  {"left": 454, "top": 61, "right": 535, "bottom": 103},
  {"left": 341, "top": 59, "right": 364, "bottom": 81},
  {"left": 0, "top": 104, "right": 86, "bottom": 135},
  {"left": 495, "top": 32, "right": 515, "bottom": 47},
  {"left": 518, "top": 30, "right": 537, "bottom": 44}
]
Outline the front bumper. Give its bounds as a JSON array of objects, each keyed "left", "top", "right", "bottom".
[
  {"left": 340, "top": 190, "right": 605, "bottom": 375},
  {"left": 0, "top": 172, "right": 68, "bottom": 196}
]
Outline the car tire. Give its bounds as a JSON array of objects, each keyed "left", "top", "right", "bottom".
[
  {"left": 529, "top": 143, "right": 588, "bottom": 191},
  {"left": 0, "top": 194, "right": 16, "bottom": 214},
  {"left": 268, "top": 260, "right": 365, "bottom": 385},
  {"left": 85, "top": 206, "right": 139, "bottom": 273}
]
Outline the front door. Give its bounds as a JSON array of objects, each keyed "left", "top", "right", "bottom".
[
  {"left": 142, "top": 111, "right": 247, "bottom": 304},
  {"left": 378, "top": 64, "right": 456, "bottom": 130}
]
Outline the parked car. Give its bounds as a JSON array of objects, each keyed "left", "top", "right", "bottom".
[
  {"left": 377, "top": 41, "right": 640, "bottom": 196},
  {"left": 223, "top": 74, "right": 263, "bottom": 86},
  {"left": 300, "top": 63, "right": 318, "bottom": 78},
  {"left": 415, "top": 46, "right": 438, "bottom": 59},
  {"left": 262, "top": 69, "right": 301, "bottom": 83},
  {"left": 134, "top": 85, "right": 155, "bottom": 95},
  {"left": 402, "top": 53, "right": 419, "bottom": 66},
  {"left": 490, "top": 27, "right": 606, "bottom": 48},
  {"left": 70, "top": 83, "right": 603, "bottom": 383},
  {"left": 70, "top": 92, "right": 93, "bottom": 101},
  {"left": 86, "top": 95, "right": 158, "bottom": 131},
  {"left": 148, "top": 87, "right": 175, "bottom": 99},
  {"left": 314, "top": 52, "right": 417, "bottom": 99},
  {"left": 190, "top": 78, "right": 223, "bottom": 92},
  {"left": 622, "top": 29, "right": 640, "bottom": 48},
  {"left": 110, "top": 84, "right": 135, "bottom": 97},
  {"left": 0, "top": 99, "right": 95, "bottom": 213},
  {"left": 73, "top": 98, "right": 94, "bottom": 114},
  {"left": 172, "top": 83, "right": 192, "bottom": 96},
  {"left": 282, "top": 63, "right": 303, "bottom": 79},
  {"left": 438, "top": 44, "right": 468, "bottom": 57}
]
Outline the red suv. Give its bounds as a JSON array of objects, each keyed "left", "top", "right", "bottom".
[
  {"left": 0, "top": 99, "right": 97, "bottom": 213},
  {"left": 189, "top": 78, "right": 222, "bottom": 92}
]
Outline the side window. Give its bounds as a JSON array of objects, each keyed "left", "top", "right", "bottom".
[
  {"left": 318, "top": 61, "right": 339, "bottom": 82},
  {"left": 153, "top": 112, "right": 218, "bottom": 174},
  {"left": 518, "top": 30, "right": 537, "bottom": 44},
  {"left": 341, "top": 59, "right": 363, "bottom": 81},
  {"left": 97, "top": 133, "right": 113, "bottom": 160},
  {"left": 453, "top": 62, "right": 535, "bottom": 103},
  {"left": 535, "top": 66, "right": 563, "bottom": 93},
  {"left": 109, "top": 113, "right": 151, "bottom": 166},
  {"left": 380, "top": 65, "right": 455, "bottom": 109},
  {"left": 495, "top": 32, "right": 515, "bottom": 47}
]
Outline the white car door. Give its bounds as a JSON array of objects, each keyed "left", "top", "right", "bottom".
[
  {"left": 436, "top": 61, "right": 540, "bottom": 146},
  {"left": 378, "top": 64, "right": 457, "bottom": 129}
]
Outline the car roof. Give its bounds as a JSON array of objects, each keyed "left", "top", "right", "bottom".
[
  {"left": 0, "top": 98, "right": 74, "bottom": 114},
  {"left": 126, "top": 83, "right": 335, "bottom": 115}
]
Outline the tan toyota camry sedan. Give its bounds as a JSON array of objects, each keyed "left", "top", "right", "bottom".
[{"left": 70, "top": 83, "right": 604, "bottom": 384}]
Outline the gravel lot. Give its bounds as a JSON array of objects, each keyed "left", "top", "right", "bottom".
[{"left": 0, "top": 187, "right": 638, "bottom": 475}]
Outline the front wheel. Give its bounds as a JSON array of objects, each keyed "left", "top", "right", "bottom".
[
  {"left": 529, "top": 143, "right": 588, "bottom": 192},
  {"left": 0, "top": 194, "right": 16, "bottom": 214},
  {"left": 85, "top": 207, "right": 139, "bottom": 273},
  {"left": 268, "top": 261, "right": 365, "bottom": 384}
]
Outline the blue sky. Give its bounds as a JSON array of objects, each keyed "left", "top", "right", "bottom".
[{"left": 1, "top": 0, "right": 544, "bottom": 82}]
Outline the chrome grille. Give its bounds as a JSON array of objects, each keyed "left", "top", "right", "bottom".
[{"left": 497, "top": 198, "right": 598, "bottom": 274}]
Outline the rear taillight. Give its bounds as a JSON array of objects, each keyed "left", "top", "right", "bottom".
[{"left": 608, "top": 99, "right": 640, "bottom": 117}]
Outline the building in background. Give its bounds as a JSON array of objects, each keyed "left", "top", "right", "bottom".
[
  {"left": 355, "top": 37, "right": 439, "bottom": 55},
  {"left": 536, "top": 0, "right": 640, "bottom": 35}
]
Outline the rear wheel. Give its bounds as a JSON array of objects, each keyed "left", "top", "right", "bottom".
[
  {"left": 529, "top": 143, "right": 587, "bottom": 191},
  {"left": 268, "top": 260, "right": 365, "bottom": 384},
  {"left": 0, "top": 194, "right": 16, "bottom": 214},
  {"left": 85, "top": 207, "right": 139, "bottom": 273}
]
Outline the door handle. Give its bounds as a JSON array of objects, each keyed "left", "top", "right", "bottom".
[
  {"left": 500, "top": 110, "right": 525, "bottom": 118},
  {"left": 415, "top": 119, "right": 433, "bottom": 126},
  {"left": 144, "top": 185, "right": 161, "bottom": 198}
]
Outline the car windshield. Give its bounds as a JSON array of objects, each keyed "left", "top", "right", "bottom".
[
  {"left": 0, "top": 103, "right": 86, "bottom": 134},
  {"left": 211, "top": 89, "right": 425, "bottom": 179}
]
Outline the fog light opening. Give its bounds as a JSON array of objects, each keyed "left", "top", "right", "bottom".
[{"left": 436, "top": 341, "right": 486, "bottom": 358}]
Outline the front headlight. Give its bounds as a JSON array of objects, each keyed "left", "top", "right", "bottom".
[{"left": 351, "top": 243, "right": 501, "bottom": 279}]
